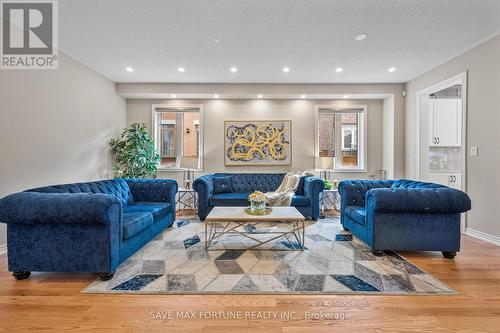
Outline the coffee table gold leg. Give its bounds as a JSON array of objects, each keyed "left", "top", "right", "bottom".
[
  {"left": 301, "top": 219, "right": 305, "bottom": 251},
  {"left": 204, "top": 221, "right": 208, "bottom": 250}
]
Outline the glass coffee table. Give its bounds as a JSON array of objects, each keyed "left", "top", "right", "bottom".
[{"left": 204, "top": 206, "right": 306, "bottom": 251}]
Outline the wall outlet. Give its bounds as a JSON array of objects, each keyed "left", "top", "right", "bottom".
[{"left": 470, "top": 146, "right": 479, "bottom": 157}]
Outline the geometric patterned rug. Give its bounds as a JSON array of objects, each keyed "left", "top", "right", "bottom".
[{"left": 83, "top": 215, "right": 455, "bottom": 295}]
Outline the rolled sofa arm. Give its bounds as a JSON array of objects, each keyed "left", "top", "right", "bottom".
[
  {"left": 193, "top": 175, "right": 214, "bottom": 220},
  {"left": 366, "top": 188, "right": 471, "bottom": 214},
  {"left": 193, "top": 175, "right": 214, "bottom": 199},
  {"left": 0, "top": 192, "right": 122, "bottom": 225},
  {"left": 126, "top": 179, "right": 178, "bottom": 204},
  {"left": 304, "top": 177, "right": 325, "bottom": 198}
]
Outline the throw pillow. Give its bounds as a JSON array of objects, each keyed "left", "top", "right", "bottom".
[{"left": 213, "top": 176, "right": 234, "bottom": 194}]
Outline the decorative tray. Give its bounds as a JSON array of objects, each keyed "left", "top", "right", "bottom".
[{"left": 244, "top": 207, "right": 273, "bottom": 216}]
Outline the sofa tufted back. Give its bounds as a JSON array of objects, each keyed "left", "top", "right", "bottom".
[
  {"left": 211, "top": 173, "right": 308, "bottom": 194},
  {"left": 26, "top": 179, "right": 132, "bottom": 206},
  {"left": 338, "top": 180, "right": 393, "bottom": 207},
  {"left": 339, "top": 179, "right": 449, "bottom": 208},
  {"left": 392, "top": 179, "right": 446, "bottom": 189}
]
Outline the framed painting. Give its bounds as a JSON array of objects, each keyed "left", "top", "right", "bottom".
[{"left": 224, "top": 120, "right": 292, "bottom": 166}]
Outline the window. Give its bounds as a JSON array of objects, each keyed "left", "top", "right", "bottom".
[
  {"left": 152, "top": 105, "right": 202, "bottom": 169},
  {"left": 315, "top": 106, "right": 366, "bottom": 171}
]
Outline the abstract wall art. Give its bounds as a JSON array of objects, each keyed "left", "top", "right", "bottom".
[{"left": 224, "top": 120, "right": 292, "bottom": 166}]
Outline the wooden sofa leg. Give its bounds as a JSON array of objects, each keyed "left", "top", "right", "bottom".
[
  {"left": 372, "top": 250, "right": 384, "bottom": 256},
  {"left": 442, "top": 251, "right": 457, "bottom": 259},
  {"left": 97, "top": 272, "right": 115, "bottom": 281},
  {"left": 13, "top": 271, "right": 31, "bottom": 280}
]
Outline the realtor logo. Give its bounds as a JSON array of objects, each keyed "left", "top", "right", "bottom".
[{"left": 1, "top": 0, "right": 58, "bottom": 69}]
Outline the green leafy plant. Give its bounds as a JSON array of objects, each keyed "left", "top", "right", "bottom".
[
  {"left": 323, "top": 179, "right": 333, "bottom": 190},
  {"left": 110, "top": 123, "right": 160, "bottom": 178}
]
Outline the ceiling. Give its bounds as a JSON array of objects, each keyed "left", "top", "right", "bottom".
[{"left": 59, "top": 0, "right": 500, "bottom": 84}]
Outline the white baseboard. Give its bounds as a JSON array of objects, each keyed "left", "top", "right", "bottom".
[
  {"left": 465, "top": 228, "right": 500, "bottom": 246},
  {"left": 0, "top": 244, "right": 6, "bottom": 256}
]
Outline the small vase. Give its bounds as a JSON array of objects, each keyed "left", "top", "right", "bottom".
[{"left": 251, "top": 200, "right": 266, "bottom": 212}]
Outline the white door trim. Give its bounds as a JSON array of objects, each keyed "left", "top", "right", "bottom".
[{"left": 415, "top": 71, "right": 468, "bottom": 231}]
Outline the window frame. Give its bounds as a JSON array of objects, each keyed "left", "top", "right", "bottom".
[
  {"left": 314, "top": 104, "right": 368, "bottom": 172},
  {"left": 151, "top": 104, "right": 204, "bottom": 171}
]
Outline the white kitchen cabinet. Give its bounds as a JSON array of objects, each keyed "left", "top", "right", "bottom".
[
  {"left": 448, "top": 172, "right": 462, "bottom": 189},
  {"left": 429, "top": 99, "right": 462, "bottom": 147},
  {"left": 428, "top": 172, "right": 462, "bottom": 189},
  {"left": 428, "top": 173, "right": 451, "bottom": 187}
]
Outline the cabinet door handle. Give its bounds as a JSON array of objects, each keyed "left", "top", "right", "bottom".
[
  {"left": 449, "top": 175, "right": 452, "bottom": 183},
  {"left": 453, "top": 175, "right": 456, "bottom": 182},
  {"left": 433, "top": 137, "right": 436, "bottom": 144},
  {"left": 437, "top": 137, "right": 440, "bottom": 144}
]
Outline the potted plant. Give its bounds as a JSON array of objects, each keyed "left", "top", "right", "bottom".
[{"left": 110, "top": 123, "right": 160, "bottom": 178}]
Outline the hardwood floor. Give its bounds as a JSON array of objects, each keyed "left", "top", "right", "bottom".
[{"left": 1, "top": 220, "right": 499, "bottom": 332}]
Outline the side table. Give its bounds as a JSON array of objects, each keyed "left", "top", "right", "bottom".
[
  {"left": 321, "top": 189, "right": 340, "bottom": 213},
  {"left": 176, "top": 188, "right": 197, "bottom": 212}
]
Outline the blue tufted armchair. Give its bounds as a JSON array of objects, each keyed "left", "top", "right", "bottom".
[
  {"left": 193, "top": 173, "right": 324, "bottom": 220},
  {"left": 338, "top": 179, "right": 471, "bottom": 258}
]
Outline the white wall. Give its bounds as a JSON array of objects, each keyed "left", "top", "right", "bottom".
[
  {"left": 382, "top": 95, "right": 395, "bottom": 179},
  {"left": 405, "top": 33, "right": 500, "bottom": 239},
  {"left": 128, "top": 97, "right": 392, "bottom": 185},
  {"left": 0, "top": 52, "right": 127, "bottom": 246}
]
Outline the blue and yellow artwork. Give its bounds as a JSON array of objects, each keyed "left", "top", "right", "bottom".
[{"left": 224, "top": 120, "right": 292, "bottom": 166}]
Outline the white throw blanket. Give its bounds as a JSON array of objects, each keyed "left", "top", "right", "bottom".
[{"left": 265, "top": 171, "right": 313, "bottom": 206}]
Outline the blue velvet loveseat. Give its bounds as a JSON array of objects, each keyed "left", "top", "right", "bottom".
[
  {"left": 0, "top": 179, "right": 177, "bottom": 280},
  {"left": 193, "top": 173, "right": 324, "bottom": 221},
  {"left": 338, "top": 179, "right": 471, "bottom": 258}
]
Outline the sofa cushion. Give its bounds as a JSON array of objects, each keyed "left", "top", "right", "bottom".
[
  {"left": 345, "top": 206, "right": 366, "bottom": 226},
  {"left": 291, "top": 195, "right": 310, "bottom": 207},
  {"left": 122, "top": 212, "right": 153, "bottom": 240},
  {"left": 124, "top": 202, "right": 172, "bottom": 222},
  {"left": 209, "top": 192, "right": 250, "bottom": 206},
  {"left": 295, "top": 177, "right": 307, "bottom": 196},
  {"left": 213, "top": 176, "right": 234, "bottom": 194}
]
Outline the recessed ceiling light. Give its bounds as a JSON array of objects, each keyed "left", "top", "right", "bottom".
[
  {"left": 171, "top": 94, "right": 176, "bottom": 98},
  {"left": 344, "top": 95, "right": 349, "bottom": 99},
  {"left": 213, "top": 94, "right": 219, "bottom": 99},
  {"left": 355, "top": 33, "right": 367, "bottom": 41},
  {"left": 282, "top": 67, "right": 290, "bottom": 73},
  {"left": 125, "top": 66, "right": 134, "bottom": 72},
  {"left": 300, "top": 94, "right": 306, "bottom": 99},
  {"left": 213, "top": 39, "right": 220, "bottom": 43},
  {"left": 257, "top": 94, "right": 263, "bottom": 98},
  {"left": 388, "top": 67, "right": 396, "bottom": 72},
  {"left": 230, "top": 67, "right": 238, "bottom": 73},
  {"left": 177, "top": 67, "right": 185, "bottom": 72},
  {"left": 335, "top": 67, "right": 343, "bottom": 73}
]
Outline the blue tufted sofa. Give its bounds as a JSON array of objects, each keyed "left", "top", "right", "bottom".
[
  {"left": 338, "top": 179, "right": 471, "bottom": 258},
  {"left": 193, "top": 173, "right": 324, "bottom": 221},
  {"left": 0, "top": 178, "right": 177, "bottom": 280}
]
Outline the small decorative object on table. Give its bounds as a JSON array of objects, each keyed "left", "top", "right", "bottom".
[
  {"left": 180, "top": 156, "right": 199, "bottom": 190},
  {"left": 248, "top": 191, "right": 269, "bottom": 214}
]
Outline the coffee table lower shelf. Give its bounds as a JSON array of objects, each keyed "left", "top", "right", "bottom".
[{"left": 204, "top": 207, "right": 306, "bottom": 251}]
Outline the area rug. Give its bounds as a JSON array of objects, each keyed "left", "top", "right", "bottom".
[{"left": 83, "top": 215, "right": 455, "bottom": 295}]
